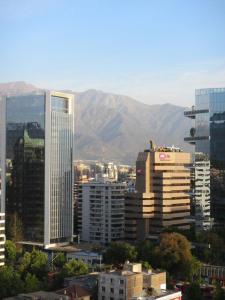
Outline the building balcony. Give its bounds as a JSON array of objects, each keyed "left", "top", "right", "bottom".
[
  {"left": 184, "top": 134, "right": 209, "bottom": 145},
  {"left": 184, "top": 106, "right": 209, "bottom": 119}
]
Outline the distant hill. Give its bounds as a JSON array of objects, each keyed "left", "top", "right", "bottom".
[{"left": 0, "top": 81, "right": 192, "bottom": 164}]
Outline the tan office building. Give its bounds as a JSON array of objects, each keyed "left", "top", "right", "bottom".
[{"left": 125, "top": 146, "right": 191, "bottom": 240}]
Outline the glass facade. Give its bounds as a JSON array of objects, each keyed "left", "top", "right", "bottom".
[
  {"left": 4, "top": 92, "right": 74, "bottom": 245},
  {"left": 195, "top": 88, "right": 225, "bottom": 227},
  {"left": 50, "top": 95, "right": 73, "bottom": 243},
  {"left": 6, "top": 94, "right": 45, "bottom": 242}
]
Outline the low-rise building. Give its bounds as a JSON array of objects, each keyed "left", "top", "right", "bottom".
[
  {"left": 66, "top": 251, "right": 103, "bottom": 268},
  {"left": 131, "top": 290, "right": 182, "bottom": 300},
  {"left": 99, "top": 263, "right": 167, "bottom": 300},
  {"left": 99, "top": 270, "right": 143, "bottom": 300},
  {"left": 56, "top": 284, "right": 91, "bottom": 300}
]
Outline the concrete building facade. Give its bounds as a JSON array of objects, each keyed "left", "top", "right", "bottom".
[
  {"left": 78, "top": 181, "right": 126, "bottom": 244},
  {"left": 0, "top": 213, "right": 5, "bottom": 266},
  {"left": 125, "top": 145, "right": 191, "bottom": 240},
  {"left": 99, "top": 270, "right": 143, "bottom": 300},
  {"left": 193, "top": 153, "right": 211, "bottom": 231}
]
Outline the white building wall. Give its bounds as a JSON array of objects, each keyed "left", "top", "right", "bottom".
[
  {"left": 0, "top": 213, "right": 5, "bottom": 266},
  {"left": 194, "top": 157, "right": 211, "bottom": 231},
  {"left": 78, "top": 182, "right": 126, "bottom": 244}
]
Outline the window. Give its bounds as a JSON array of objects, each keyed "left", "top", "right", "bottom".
[
  {"left": 102, "top": 286, "right": 105, "bottom": 292},
  {"left": 110, "top": 288, "right": 114, "bottom": 293},
  {"left": 120, "top": 279, "right": 124, "bottom": 284},
  {"left": 119, "top": 289, "right": 124, "bottom": 294}
]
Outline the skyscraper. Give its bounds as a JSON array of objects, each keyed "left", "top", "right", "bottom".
[
  {"left": 125, "top": 144, "right": 191, "bottom": 240},
  {"left": 184, "top": 88, "right": 225, "bottom": 228},
  {"left": 0, "top": 91, "right": 74, "bottom": 247}
]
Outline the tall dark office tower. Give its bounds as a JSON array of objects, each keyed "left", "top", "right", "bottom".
[
  {"left": 184, "top": 88, "right": 225, "bottom": 228},
  {"left": 0, "top": 91, "right": 74, "bottom": 247}
]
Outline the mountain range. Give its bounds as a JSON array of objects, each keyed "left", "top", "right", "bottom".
[{"left": 0, "top": 81, "right": 192, "bottom": 164}]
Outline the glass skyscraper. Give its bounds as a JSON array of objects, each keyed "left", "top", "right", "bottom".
[
  {"left": 0, "top": 91, "right": 74, "bottom": 247},
  {"left": 185, "top": 88, "right": 225, "bottom": 228}
]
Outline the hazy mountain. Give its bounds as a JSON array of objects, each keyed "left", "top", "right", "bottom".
[{"left": 0, "top": 81, "right": 192, "bottom": 164}]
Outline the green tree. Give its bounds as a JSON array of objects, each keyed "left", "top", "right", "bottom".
[
  {"left": 136, "top": 240, "right": 155, "bottom": 265},
  {"left": 195, "top": 231, "right": 224, "bottom": 264},
  {"left": 30, "top": 249, "right": 49, "bottom": 278},
  {"left": 5, "top": 240, "right": 17, "bottom": 264},
  {"left": 184, "top": 282, "right": 203, "bottom": 300},
  {"left": 0, "top": 266, "right": 24, "bottom": 298},
  {"left": 19, "top": 251, "right": 31, "bottom": 274},
  {"left": 104, "top": 242, "right": 137, "bottom": 265},
  {"left": 53, "top": 252, "right": 66, "bottom": 269},
  {"left": 141, "top": 261, "right": 152, "bottom": 271},
  {"left": 185, "top": 256, "right": 201, "bottom": 282},
  {"left": 19, "top": 249, "right": 49, "bottom": 279},
  {"left": 61, "top": 259, "right": 88, "bottom": 277},
  {"left": 24, "top": 272, "right": 41, "bottom": 293},
  {"left": 154, "top": 232, "right": 193, "bottom": 278},
  {"left": 213, "top": 283, "right": 225, "bottom": 300},
  {"left": 6, "top": 212, "right": 23, "bottom": 242}
]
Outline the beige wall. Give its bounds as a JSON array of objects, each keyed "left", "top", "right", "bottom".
[{"left": 125, "top": 150, "right": 191, "bottom": 240}]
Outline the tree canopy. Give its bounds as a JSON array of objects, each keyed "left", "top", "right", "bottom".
[
  {"left": 104, "top": 242, "right": 137, "bottom": 265},
  {"left": 5, "top": 240, "right": 17, "bottom": 264},
  {"left": 61, "top": 259, "right": 88, "bottom": 277},
  {"left": 154, "top": 232, "right": 199, "bottom": 279}
]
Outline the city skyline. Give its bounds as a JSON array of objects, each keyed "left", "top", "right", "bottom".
[{"left": 1, "top": 0, "right": 225, "bottom": 106}]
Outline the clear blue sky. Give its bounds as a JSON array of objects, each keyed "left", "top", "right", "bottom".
[{"left": 1, "top": 0, "right": 225, "bottom": 106}]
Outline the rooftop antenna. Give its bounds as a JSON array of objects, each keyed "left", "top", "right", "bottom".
[{"left": 149, "top": 140, "right": 155, "bottom": 151}]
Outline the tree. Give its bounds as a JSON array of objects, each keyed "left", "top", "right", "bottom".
[
  {"left": 136, "top": 240, "right": 155, "bottom": 265},
  {"left": 154, "top": 232, "right": 194, "bottom": 278},
  {"left": 19, "top": 251, "right": 31, "bottom": 274},
  {"left": 184, "top": 282, "right": 203, "bottom": 300},
  {"left": 61, "top": 259, "right": 88, "bottom": 277},
  {"left": 24, "top": 273, "right": 41, "bottom": 293},
  {"left": 29, "top": 249, "right": 49, "bottom": 278},
  {"left": 19, "top": 249, "right": 49, "bottom": 279},
  {"left": 141, "top": 261, "right": 152, "bottom": 271},
  {"left": 0, "top": 266, "right": 24, "bottom": 298},
  {"left": 185, "top": 256, "right": 201, "bottom": 282},
  {"left": 6, "top": 212, "right": 23, "bottom": 242},
  {"left": 213, "top": 283, "right": 225, "bottom": 300},
  {"left": 104, "top": 242, "right": 137, "bottom": 265},
  {"left": 53, "top": 252, "right": 66, "bottom": 269},
  {"left": 5, "top": 240, "right": 17, "bottom": 264},
  {"left": 195, "top": 231, "right": 224, "bottom": 264}
]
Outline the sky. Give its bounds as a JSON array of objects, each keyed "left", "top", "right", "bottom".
[{"left": 0, "top": 0, "right": 225, "bottom": 106}]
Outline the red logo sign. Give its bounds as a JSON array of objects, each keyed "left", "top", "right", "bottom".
[{"left": 159, "top": 153, "right": 170, "bottom": 161}]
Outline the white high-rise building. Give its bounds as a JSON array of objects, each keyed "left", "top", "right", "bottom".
[
  {"left": 0, "top": 91, "right": 74, "bottom": 248},
  {"left": 194, "top": 153, "right": 211, "bottom": 231},
  {"left": 78, "top": 181, "right": 126, "bottom": 244},
  {"left": 0, "top": 213, "right": 5, "bottom": 266}
]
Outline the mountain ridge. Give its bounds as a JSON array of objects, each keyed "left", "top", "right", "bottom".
[{"left": 0, "top": 81, "right": 192, "bottom": 164}]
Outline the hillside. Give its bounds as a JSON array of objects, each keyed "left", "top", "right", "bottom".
[{"left": 0, "top": 82, "right": 192, "bottom": 164}]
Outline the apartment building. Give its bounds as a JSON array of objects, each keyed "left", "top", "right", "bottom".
[
  {"left": 78, "top": 181, "right": 126, "bottom": 244},
  {"left": 99, "top": 262, "right": 168, "bottom": 300},
  {"left": 194, "top": 153, "right": 211, "bottom": 231},
  {"left": 125, "top": 144, "right": 191, "bottom": 240},
  {"left": 99, "top": 270, "right": 143, "bottom": 300},
  {"left": 0, "top": 213, "right": 5, "bottom": 266}
]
